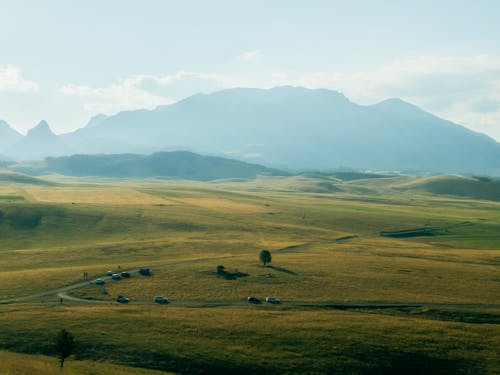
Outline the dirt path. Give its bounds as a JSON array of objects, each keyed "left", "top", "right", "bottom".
[
  {"left": 0, "top": 255, "right": 237, "bottom": 305},
  {"left": 54, "top": 291, "right": 500, "bottom": 311},
  {"left": 2, "top": 255, "right": 500, "bottom": 315}
]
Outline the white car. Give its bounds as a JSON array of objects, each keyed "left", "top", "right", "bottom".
[{"left": 265, "top": 297, "right": 281, "bottom": 304}]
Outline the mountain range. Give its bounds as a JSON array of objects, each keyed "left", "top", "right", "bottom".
[{"left": 1, "top": 86, "right": 500, "bottom": 175}]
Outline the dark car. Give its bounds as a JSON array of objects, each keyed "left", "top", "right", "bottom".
[
  {"left": 116, "top": 295, "right": 129, "bottom": 304},
  {"left": 266, "top": 297, "right": 281, "bottom": 304},
  {"left": 111, "top": 273, "right": 122, "bottom": 280},
  {"left": 94, "top": 278, "right": 105, "bottom": 285},
  {"left": 247, "top": 296, "right": 261, "bottom": 304},
  {"left": 154, "top": 296, "right": 170, "bottom": 304},
  {"left": 138, "top": 268, "right": 151, "bottom": 276},
  {"left": 120, "top": 271, "right": 130, "bottom": 278}
]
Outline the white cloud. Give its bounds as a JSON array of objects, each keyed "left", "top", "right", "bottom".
[
  {"left": 237, "top": 49, "right": 262, "bottom": 62},
  {"left": 59, "top": 71, "right": 228, "bottom": 114},
  {"left": 0, "top": 65, "right": 38, "bottom": 92}
]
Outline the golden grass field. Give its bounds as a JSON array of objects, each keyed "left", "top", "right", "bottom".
[
  {"left": 0, "top": 350, "right": 173, "bottom": 375},
  {"left": 0, "top": 173, "right": 498, "bottom": 373}
]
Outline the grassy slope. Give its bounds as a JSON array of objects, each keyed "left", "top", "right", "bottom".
[
  {"left": 0, "top": 175, "right": 498, "bottom": 373},
  {"left": 0, "top": 350, "right": 173, "bottom": 374},
  {"left": 395, "top": 174, "right": 500, "bottom": 202}
]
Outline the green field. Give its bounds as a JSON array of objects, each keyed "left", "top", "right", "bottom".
[{"left": 0, "top": 173, "right": 498, "bottom": 374}]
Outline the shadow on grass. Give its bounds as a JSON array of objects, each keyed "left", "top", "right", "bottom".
[
  {"left": 266, "top": 265, "right": 297, "bottom": 275},
  {"left": 219, "top": 270, "right": 249, "bottom": 280},
  {"left": 212, "top": 267, "right": 249, "bottom": 280},
  {"left": 362, "top": 351, "right": 473, "bottom": 375}
]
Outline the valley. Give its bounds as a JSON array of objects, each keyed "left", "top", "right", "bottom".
[{"left": 0, "top": 172, "right": 498, "bottom": 373}]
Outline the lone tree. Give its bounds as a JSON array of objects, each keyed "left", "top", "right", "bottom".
[
  {"left": 55, "top": 329, "right": 76, "bottom": 369},
  {"left": 216, "top": 265, "right": 226, "bottom": 276},
  {"left": 259, "top": 250, "right": 272, "bottom": 266}
]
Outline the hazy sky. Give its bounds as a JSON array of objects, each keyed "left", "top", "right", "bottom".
[{"left": 1, "top": 0, "right": 500, "bottom": 140}]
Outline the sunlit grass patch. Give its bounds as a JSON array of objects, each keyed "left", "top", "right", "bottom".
[
  {"left": 25, "top": 186, "right": 174, "bottom": 205},
  {"left": 0, "top": 350, "right": 173, "bottom": 374}
]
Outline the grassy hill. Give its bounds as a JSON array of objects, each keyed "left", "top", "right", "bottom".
[
  {"left": 39, "top": 151, "right": 286, "bottom": 180},
  {"left": 0, "top": 169, "right": 54, "bottom": 186},
  {"left": 0, "top": 175, "right": 498, "bottom": 373},
  {"left": 396, "top": 175, "right": 500, "bottom": 201}
]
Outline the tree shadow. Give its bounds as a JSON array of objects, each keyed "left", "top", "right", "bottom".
[{"left": 266, "top": 265, "right": 297, "bottom": 275}]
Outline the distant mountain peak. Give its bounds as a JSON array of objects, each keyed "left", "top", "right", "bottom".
[
  {"left": 374, "top": 97, "right": 420, "bottom": 109},
  {"left": 5, "top": 120, "right": 68, "bottom": 160},
  {"left": 28, "top": 120, "right": 53, "bottom": 136}
]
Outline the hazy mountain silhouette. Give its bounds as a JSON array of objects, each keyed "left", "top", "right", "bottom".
[
  {"left": 0, "top": 120, "right": 22, "bottom": 152},
  {"left": 60, "top": 86, "right": 500, "bottom": 175},
  {"left": 6, "top": 121, "right": 68, "bottom": 160},
  {"left": 3, "top": 87, "right": 500, "bottom": 175}
]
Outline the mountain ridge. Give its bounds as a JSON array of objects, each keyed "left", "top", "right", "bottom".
[{"left": 1, "top": 87, "right": 499, "bottom": 175}]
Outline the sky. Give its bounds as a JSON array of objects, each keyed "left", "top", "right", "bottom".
[{"left": 1, "top": 0, "right": 500, "bottom": 140}]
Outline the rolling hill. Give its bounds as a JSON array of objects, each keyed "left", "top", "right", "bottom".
[
  {"left": 34, "top": 151, "right": 287, "bottom": 180},
  {"left": 395, "top": 175, "right": 500, "bottom": 202}
]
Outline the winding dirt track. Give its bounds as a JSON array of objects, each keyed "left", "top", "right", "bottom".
[
  {"left": 0, "top": 255, "right": 236, "bottom": 305},
  {"left": 1, "top": 256, "right": 500, "bottom": 313}
]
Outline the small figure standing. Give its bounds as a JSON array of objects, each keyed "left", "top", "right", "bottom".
[{"left": 60, "top": 297, "right": 63, "bottom": 305}]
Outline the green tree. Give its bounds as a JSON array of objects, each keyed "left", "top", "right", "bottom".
[
  {"left": 216, "top": 264, "right": 226, "bottom": 276},
  {"left": 55, "top": 329, "right": 76, "bottom": 369},
  {"left": 259, "top": 250, "right": 272, "bottom": 266}
]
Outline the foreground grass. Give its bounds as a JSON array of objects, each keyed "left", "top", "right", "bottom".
[{"left": 0, "top": 303, "right": 497, "bottom": 374}]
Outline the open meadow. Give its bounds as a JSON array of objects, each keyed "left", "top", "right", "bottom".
[{"left": 0, "top": 173, "right": 498, "bottom": 374}]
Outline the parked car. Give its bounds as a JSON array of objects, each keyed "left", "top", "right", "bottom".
[
  {"left": 116, "top": 295, "right": 129, "bottom": 304},
  {"left": 266, "top": 297, "right": 281, "bottom": 304},
  {"left": 111, "top": 273, "right": 122, "bottom": 280},
  {"left": 106, "top": 270, "right": 113, "bottom": 276},
  {"left": 120, "top": 271, "right": 130, "bottom": 278},
  {"left": 138, "top": 268, "right": 151, "bottom": 276},
  {"left": 94, "top": 278, "right": 105, "bottom": 285},
  {"left": 247, "top": 296, "right": 261, "bottom": 304},
  {"left": 154, "top": 296, "right": 170, "bottom": 304}
]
